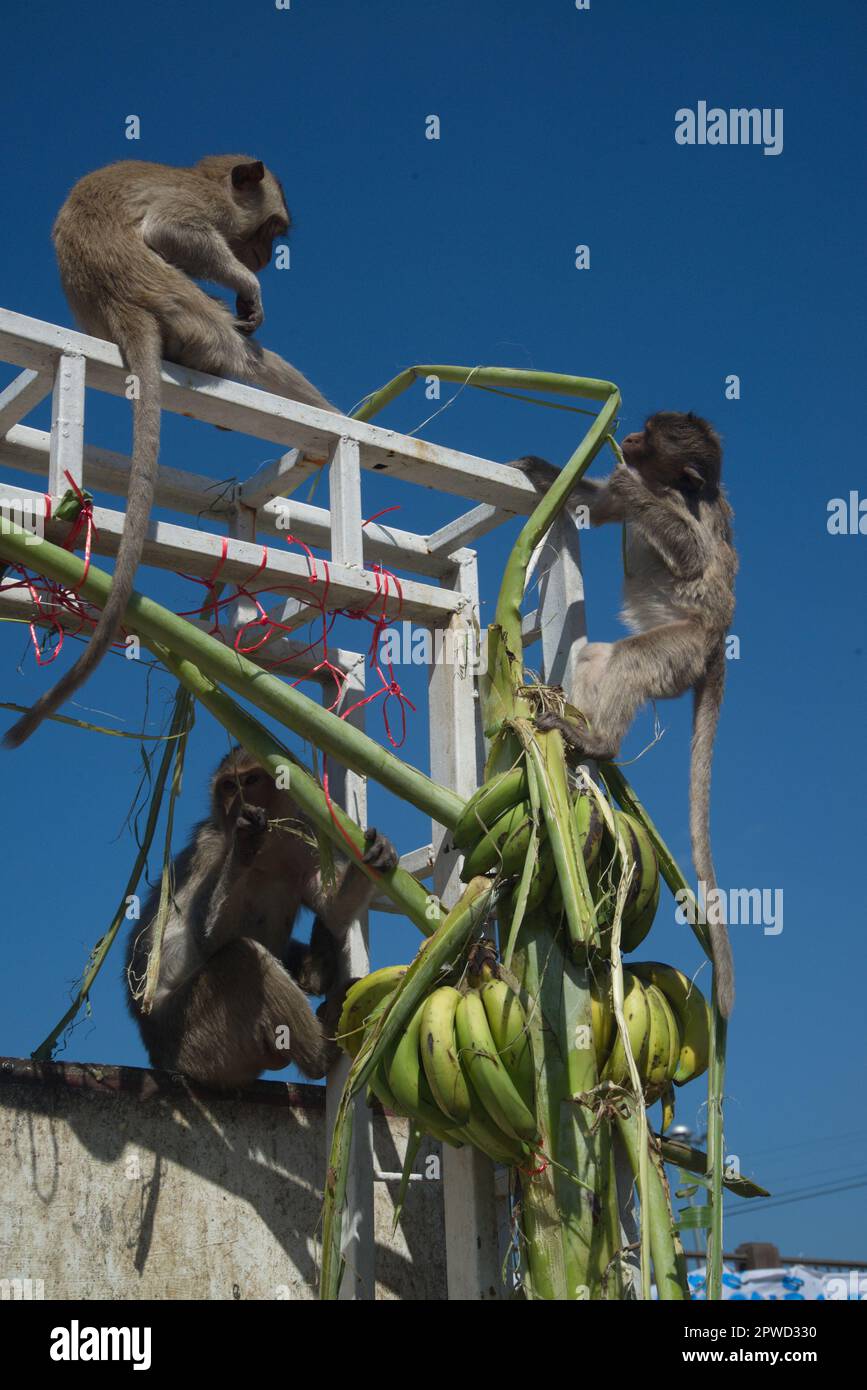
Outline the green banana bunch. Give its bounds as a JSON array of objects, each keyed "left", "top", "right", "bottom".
[
  {"left": 419, "top": 986, "right": 472, "bottom": 1123},
  {"left": 337, "top": 947, "right": 707, "bottom": 1160},
  {"left": 587, "top": 960, "right": 710, "bottom": 1112},
  {"left": 456, "top": 766, "right": 663, "bottom": 965},
  {"left": 630, "top": 961, "right": 710, "bottom": 1085},
  {"left": 594, "top": 810, "right": 660, "bottom": 953},
  {"left": 337, "top": 965, "right": 539, "bottom": 1166},
  {"left": 454, "top": 989, "right": 538, "bottom": 1142}
]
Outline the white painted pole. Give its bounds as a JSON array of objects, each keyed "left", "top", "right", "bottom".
[
  {"left": 48, "top": 352, "right": 86, "bottom": 497},
  {"left": 325, "top": 661, "right": 376, "bottom": 1301},
  {"left": 432, "top": 548, "right": 501, "bottom": 1300}
]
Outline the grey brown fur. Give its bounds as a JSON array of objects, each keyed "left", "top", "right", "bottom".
[
  {"left": 126, "top": 746, "right": 397, "bottom": 1088},
  {"left": 514, "top": 411, "right": 737, "bottom": 1014},
  {"left": 5, "top": 156, "right": 337, "bottom": 747}
]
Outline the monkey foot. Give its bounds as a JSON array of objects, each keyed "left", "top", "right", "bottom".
[{"left": 363, "top": 827, "right": 399, "bottom": 871}]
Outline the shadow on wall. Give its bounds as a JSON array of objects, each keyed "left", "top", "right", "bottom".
[{"left": 0, "top": 1057, "right": 446, "bottom": 1300}]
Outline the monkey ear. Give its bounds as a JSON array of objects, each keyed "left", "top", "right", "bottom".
[
  {"left": 231, "top": 161, "right": 266, "bottom": 190},
  {"left": 681, "top": 464, "right": 704, "bottom": 491}
]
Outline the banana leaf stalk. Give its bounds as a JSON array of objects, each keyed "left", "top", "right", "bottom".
[
  {"left": 615, "top": 1104, "right": 688, "bottom": 1301},
  {"left": 705, "top": 1009, "right": 727, "bottom": 1300},
  {"left": 523, "top": 725, "right": 598, "bottom": 951},
  {"left": 579, "top": 773, "right": 657, "bottom": 1299},
  {"left": 488, "top": 381, "right": 620, "bottom": 682},
  {"left": 601, "top": 761, "right": 727, "bottom": 1298},
  {"left": 514, "top": 914, "right": 604, "bottom": 1298},
  {"left": 31, "top": 686, "right": 193, "bottom": 1060},
  {"left": 353, "top": 364, "right": 619, "bottom": 428},
  {"left": 0, "top": 524, "right": 463, "bottom": 831},
  {"left": 153, "top": 647, "right": 448, "bottom": 938}
]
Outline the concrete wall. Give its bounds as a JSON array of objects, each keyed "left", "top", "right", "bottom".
[{"left": 0, "top": 1057, "right": 447, "bottom": 1301}]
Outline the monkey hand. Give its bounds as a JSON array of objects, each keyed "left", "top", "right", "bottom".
[
  {"left": 362, "top": 827, "right": 399, "bottom": 872},
  {"left": 235, "top": 288, "right": 264, "bottom": 335},
  {"left": 233, "top": 803, "right": 268, "bottom": 863},
  {"left": 533, "top": 709, "right": 615, "bottom": 759},
  {"left": 609, "top": 459, "right": 644, "bottom": 492},
  {"left": 511, "top": 454, "right": 559, "bottom": 492}
]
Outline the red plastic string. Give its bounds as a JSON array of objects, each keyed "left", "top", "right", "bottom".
[
  {"left": 519, "top": 1151, "right": 551, "bottom": 1178},
  {"left": 11, "top": 476, "right": 103, "bottom": 666},
  {"left": 174, "top": 504, "right": 415, "bottom": 803},
  {"left": 362, "top": 506, "right": 401, "bottom": 528},
  {"left": 60, "top": 472, "right": 98, "bottom": 581}
]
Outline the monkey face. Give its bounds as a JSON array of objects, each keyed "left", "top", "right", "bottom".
[
  {"left": 230, "top": 214, "right": 290, "bottom": 272},
  {"left": 215, "top": 761, "right": 275, "bottom": 829},
  {"left": 622, "top": 413, "right": 722, "bottom": 495},
  {"left": 621, "top": 429, "right": 648, "bottom": 466}
]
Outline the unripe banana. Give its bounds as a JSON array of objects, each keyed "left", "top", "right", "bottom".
[
  {"left": 630, "top": 961, "right": 710, "bottom": 1085},
  {"left": 453, "top": 767, "right": 529, "bottom": 850},
  {"left": 337, "top": 965, "right": 407, "bottom": 1058},
  {"left": 420, "top": 987, "right": 472, "bottom": 1124},
  {"left": 625, "top": 814, "right": 659, "bottom": 919},
  {"left": 458, "top": 1081, "right": 528, "bottom": 1166},
  {"left": 386, "top": 1001, "right": 466, "bottom": 1139},
  {"left": 455, "top": 991, "right": 539, "bottom": 1142},
  {"left": 369, "top": 1067, "right": 464, "bottom": 1148},
  {"left": 460, "top": 800, "right": 536, "bottom": 880},
  {"left": 621, "top": 875, "right": 660, "bottom": 953},
  {"left": 574, "top": 790, "right": 604, "bottom": 870},
  {"left": 589, "top": 967, "right": 615, "bottom": 1071},
  {"left": 480, "top": 979, "right": 534, "bottom": 1112},
  {"left": 642, "top": 982, "right": 677, "bottom": 1100},
  {"left": 661, "top": 987, "right": 682, "bottom": 1085},
  {"left": 507, "top": 840, "right": 555, "bottom": 917},
  {"left": 660, "top": 1084, "right": 676, "bottom": 1134},
  {"left": 601, "top": 970, "right": 651, "bottom": 1087}
]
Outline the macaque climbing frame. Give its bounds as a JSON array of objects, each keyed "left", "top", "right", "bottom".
[{"left": 0, "top": 306, "right": 593, "bottom": 1300}]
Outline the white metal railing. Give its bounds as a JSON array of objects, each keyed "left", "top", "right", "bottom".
[{"left": 0, "top": 306, "right": 589, "bottom": 1301}]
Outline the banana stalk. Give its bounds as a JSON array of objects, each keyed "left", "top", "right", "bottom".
[
  {"left": 615, "top": 1103, "right": 689, "bottom": 1301},
  {"left": 523, "top": 724, "right": 599, "bottom": 952},
  {"left": 602, "top": 761, "right": 728, "bottom": 1298},
  {"left": 0, "top": 524, "right": 463, "bottom": 833},
  {"left": 151, "top": 649, "right": 449, "bottom": 938}
]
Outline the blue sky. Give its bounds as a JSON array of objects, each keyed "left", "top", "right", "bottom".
[{"left": 1, "top": 0, "right": 865, "bottom": 1260}]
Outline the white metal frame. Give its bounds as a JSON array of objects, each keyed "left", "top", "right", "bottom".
[{"left": 0, "top": 307, "right": 589, "bottom": 1301}]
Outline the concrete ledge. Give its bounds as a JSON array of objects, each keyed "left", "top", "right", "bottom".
[{"left": 0, "top": 1056, "right": 446, "bottom": 1301}]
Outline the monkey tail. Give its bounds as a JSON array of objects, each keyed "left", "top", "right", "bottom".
[
  {"left": 4, "top": 316, "right": 163, "bottom": 747},
  {"left": 690, "top": 642, "right": 734, "bottom": 1016}
]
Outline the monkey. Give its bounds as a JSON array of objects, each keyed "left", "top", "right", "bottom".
[
  {"left": 125, "top": 746, "right": 398, "bottom": 1089},
  {"left": 5, "top": 156, "right": 338, "bottom": 748},
  {"left": 513, "top": 411, "right": 737, "bottom": 1014}
]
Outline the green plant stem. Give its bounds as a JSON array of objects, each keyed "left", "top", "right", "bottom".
[
  {"left": 602, "top": 761, "right": 729, "bottom": 1295},
  {"left": 154, "top": 647, "right": 447, "bottom": 938},
  {"left": 0, "top": 525, "right": 463, "bottom": 831},
  {"left": 615, "top": 1105, "right": 688, "bottom": 1301},
  {"left": 706, "top": 1007, "right": 728, "bottom": 1298},
  {"left": 524, "top": 726, "right": 598, "bottom": 951}
]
